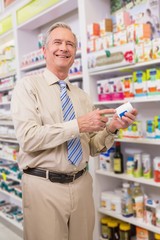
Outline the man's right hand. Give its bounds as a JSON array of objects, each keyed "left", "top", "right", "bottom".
[{"left": 77, "top": 108, "right": 115, "bottom": 133}]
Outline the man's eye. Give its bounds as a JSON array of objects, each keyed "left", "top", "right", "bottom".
[
  {"left": 67, "top": 42, "right": 74, "bottom": 47},
  {"left": 54, "top": 41, "right": 61, "bottom": 44}
]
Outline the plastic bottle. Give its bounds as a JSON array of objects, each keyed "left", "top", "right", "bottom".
[
  {"left": 119, "top": 222, "right": 131, "bottom": 240},
  {"left": 126, "top": 156, "right": 134, "bottom": 175},
  {"left": 132, "top": 182, "right": 144, "bottom": 220},
  {"left": 113, "top": 142, "right": 124, "bottom": 174},
  {"left": 133, "top": 153, "right": 142, "bottom": 177},
  {"left": 142, "top": 153, "right": 152, "bottom": 178},
  {"left": 121, "top": 183, "right": 133, "bottom": 217},
  {"left": 107, "top": 219, "right": 119, "bottom": 240},
  {"left": 153, "top": 157, "right": 160, "bottom": 182},
  {"left": 154, "top": 233, "right": 160, "bottom": 240},
  {"left": 100, "top": 217, "right": 111, "bottom": 239}
]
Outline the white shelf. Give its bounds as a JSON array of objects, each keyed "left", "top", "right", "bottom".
[
  {"left": 20, "top": 51, "right": 82, "bottom": 73},
  {"left": 20, "top": 60, "right": 46, "bottom": 72},
  {"left": 0, "top": 211, "right": 23, "bottom": 233},
  {"left": 99, "top": 207, "right": 160, "bottom": 234},
  {"left": 89, "top": 58, "right": 160, "bottom": 77},
  {"left": 96, "top": 169, "right": 160, "bottom": 187},
  {"left": 17, "top": 0, "right": 78, "bottom": 30},
  {"left": 0, "top": 120, "right": 13, "bottom": 126},
  {"left": 0, "top": 189, "right": 22, "bottom": 204},
  {"left": 0, "top": 157, "right": 18, "bottom": 163},
  {"left": 0, "top": 173, "right": 21, "bottom": 183},
  {"left": 94, "top": 96, "right": 160, "bottom": 106},
  {"left": 0, "top": 86, "right": 15, "bottom": 92},
  {"left": 0, "top": 101, "right": 11, "bottom": 106},
  {"left": 69, "top": 73, "right": 83, "bottom": 80},
  {"left": 0, "top": 137, "right": 18, "bottom": 144},
  {"left": 115, "top": 138, "right": 160, "bottom": 145}
]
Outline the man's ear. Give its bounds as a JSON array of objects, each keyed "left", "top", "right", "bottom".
[{"left": 43, "top": 46, "right": 46, "bottom": 59}]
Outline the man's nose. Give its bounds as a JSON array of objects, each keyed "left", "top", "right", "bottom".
[{"left": 60, "top": 42, "right": 67, "bottom": 51}]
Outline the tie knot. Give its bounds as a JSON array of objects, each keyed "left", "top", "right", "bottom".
[{"left": 59, "top": 80, "right": 67, "bottom": 90}]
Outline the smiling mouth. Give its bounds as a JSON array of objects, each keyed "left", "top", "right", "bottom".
[{"left": 55, "top": 54, "right": 70, "bottom": 58}]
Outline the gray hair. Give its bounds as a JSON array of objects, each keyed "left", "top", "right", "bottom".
[{"left": 43, "top": 22, "right": 77, "bottom": 49}]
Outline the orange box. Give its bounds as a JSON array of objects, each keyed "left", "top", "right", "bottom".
[
  {"left": 135, "top": 24, "right": 151, "bottom": 44},
  {"left": 100, "top": 18, "right": 113, "bottom": 36},
  {"left": 87, "top": 23, "right": 100, "bottom": 39}
]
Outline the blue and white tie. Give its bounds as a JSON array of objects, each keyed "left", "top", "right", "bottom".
[{"left": 59, "top": 80, "right": 82, "bottom": 166}]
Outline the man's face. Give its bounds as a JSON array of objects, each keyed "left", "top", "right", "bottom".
[{"left": 43, "top": 27, "right": 76, "bottom": 73}]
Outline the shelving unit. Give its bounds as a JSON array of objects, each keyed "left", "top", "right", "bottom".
[
  {"left": 0, "top": 0, "right": 85, "bottom": 237},
  {"left": 83, "top": 1, "right": 160, "bottom": 239},
  {"left": 99, "top": 207, "right": 160, "bottom": 234}
]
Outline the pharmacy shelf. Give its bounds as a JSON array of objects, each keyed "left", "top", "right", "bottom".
[
  {"left": 0, "top": 86, "right": 15, "bottom": 93},
  {"left": 0, "top": 136, "right": 18, "bottom": 144},
  {"left": 20, "top": 60, "right": 46, "bottom": 72},
  {"left": 0, "top": 157, "right": 17, "bottom": 163},
  {"left": 99, "top": 207, "right": 160, "bottom": 234},
  {"left": 94, "top": 96, "right": 160, "bottom": 106},
  {"left": 100, "top": 237, "right": 136, "bottom": 240},
  {"left": 0, "top": 211, "right": 23, "bottom": 237},
  {"left": 0, "top": 102, "right": 11, "bottom": 106},
  {"left": 20, "top": 50, "right": 82, "bottom": 73},
  {"left": 0, "top": 120, "right": 14, "bottom": 126},
  {"left": 96, "top": 169, "right": 160, "bottom": 187},
  {"left": 69, "top": 73, "right": 83, "bottom": 80},
  {"left": 17, "top": 0, "right": 78, "bottom": 30},
  {"left": 0, "top": 173, "right": 21, "bottom": 183},
  {"left": 89, "top": 58, "right": 160, "bottom": 77},
  {"left": 115, "top": 138, "right": 160, "bottom": 145},
  {"left": 0, "top": 189, "right": 22, "bottom": 204}
]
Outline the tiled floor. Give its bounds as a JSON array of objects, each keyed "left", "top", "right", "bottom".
[{"left": 0, "top": 222, "right": 22, "bottom": 240}]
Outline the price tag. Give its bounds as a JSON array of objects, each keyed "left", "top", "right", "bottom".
[{"left": 2, "top": 172, "right": 7, "bottom": 181}]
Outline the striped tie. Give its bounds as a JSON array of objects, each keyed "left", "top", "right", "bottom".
[{"left": 59, "top": 81, "right": 82, "bottom": 166}]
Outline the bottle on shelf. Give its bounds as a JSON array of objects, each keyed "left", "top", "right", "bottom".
[
  {"left": 121, "top": 182, "right": 133, "bottom": 218},
  {"left": 154, "top": 233, "right": 160, "bottom": 240},
  {"left": 113, "top": 142, "right": 124, "bottom": 174},
  {"left": 100, "top": 216, "right": 111, "bottom": 239},
  {"left": 119, "top": 222, "right": 131, "bottom": 240},
  {"left": 107, "top": 218, "right": 119, "bottom": 240},
  {"left": 126, "top": 156, "right": 134, "bottom": 176},
  {"left": 133, "top": 153, "right": 142, "bottom": 178},
  {"left": 132, "top": 182, "right": 144, "bottom": 220}
]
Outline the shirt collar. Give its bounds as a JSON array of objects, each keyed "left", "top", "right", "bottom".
[{"left": 43, "top": 68, "right": 71, "bottom": 90}]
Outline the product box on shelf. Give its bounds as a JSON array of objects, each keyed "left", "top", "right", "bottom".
[
  {"left": 99, "top": 18, "right": 113, "bottom": 37},
  {"left": 87, "top": 23, "right": 100, "bottom": 39},
  {"left": 113, "top": 30, "right": 127, "bottom": 46},
  {"left": 122, "top": 75, "right": 134, "bottom": 99},
  {"left": 97, "top": 80, "right": 112, "bottom": 101},
  {"left": 108, "top": 77, "right": 124, "bottom": 100},
  {"left": 112, "top": 9, "right": 131, "bottom": 32},
  {"left": 144, "top": 198, "right": 159, "bottom": 226},
  {"left": 88, "top": 42, "right": 135, "bottom": 71},
  {"left": 118, "top": 120, "right": 143, "bottom": 139},
  {"left": 101, "top": 33, "right": 114, "bottom": 49},
  {"left": 146, "top": 68, "right": 160, "bottom": 96},
  {"left": 154, "top": 115, "right": 160, "bottom": 139},
  {"left": 135, "top": 24, "right": 151, "bottom": 44},
  {"left": 152, "top": 38, "right": 160, "bottom": 59},
  {"left": 97, "top": 77, "right": 124, "bottom": 101},
  {"left": 133, "top": 70, "right": 147, "bottom": 97},
  {"left": 143, "top": 40, "right": 152, "bottom": 62}
]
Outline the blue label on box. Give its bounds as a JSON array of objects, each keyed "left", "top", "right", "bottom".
[{"left": 119, "top": 110, "right": 127, "bottom": 118}]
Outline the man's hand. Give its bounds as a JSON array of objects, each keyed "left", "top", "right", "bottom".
[
  {"left": 108, "top": 108, "right": 138, "bottom": 133},
  {"left": 77, "top": 108, "right": 115, "bottom": 133}
]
